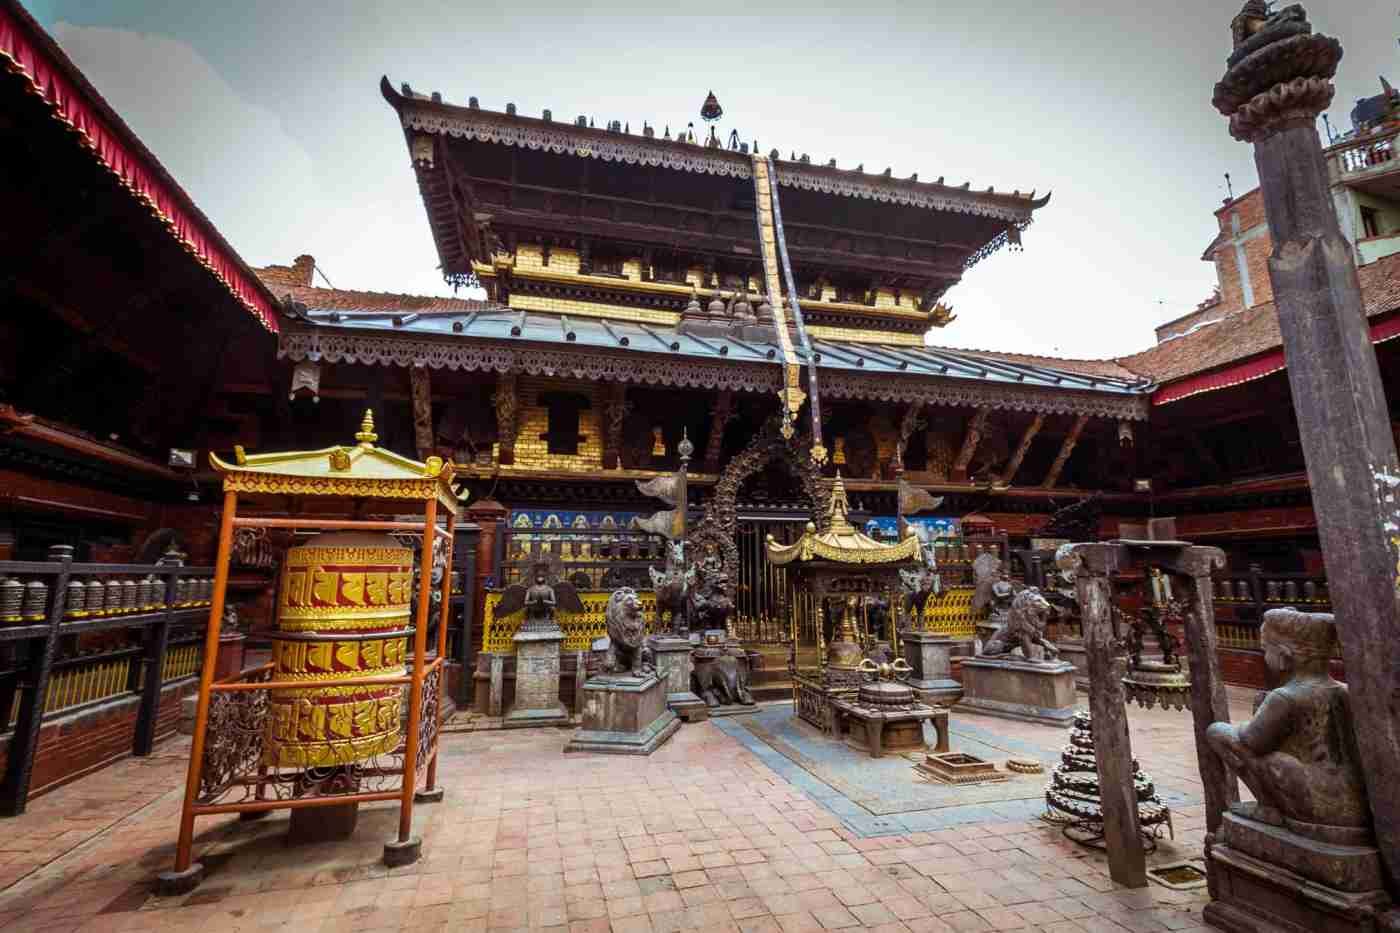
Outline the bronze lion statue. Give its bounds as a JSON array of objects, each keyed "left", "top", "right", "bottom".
[
  {"left": 982, "top": 587, "right": 1059, "bottom": 664},
  {"left": 603, "top": 587, "right": 654, "bottom": 676}
]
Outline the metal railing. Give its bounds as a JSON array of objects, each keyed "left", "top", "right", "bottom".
[
  {"left": 0, "top": 547, "right": 213, "bottom": 815},
  {"left": 1331, "top": 127, "right": 1399, "bottom": 176}
]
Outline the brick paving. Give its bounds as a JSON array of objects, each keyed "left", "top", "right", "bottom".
[{"left": 0, "top": 692, "right": 1256, "bottom": 932}]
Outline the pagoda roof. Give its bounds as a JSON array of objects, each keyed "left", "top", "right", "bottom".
[
  {"left": 765, "top": 474, "right": 922, "bottom": 566},
  {"left": 275, "top": 296, "right": 1152, "bottom": 422},
  {"left": 380, "top": 77, "right": 1049, "bottom": 225},
  {"left": 210, "top": 410, "right": 460, "bottom": 513}
]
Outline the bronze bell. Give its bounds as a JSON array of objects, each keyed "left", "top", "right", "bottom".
[
  {"left": 21, "top": 580, "right": 47, "bottom": 621},
  {"left": 0, "top": 577, "right": 24, "bottom": 622}
]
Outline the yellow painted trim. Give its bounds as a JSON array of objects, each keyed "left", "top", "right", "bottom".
[
  {"left": 806, "top": 325, "right": 927, "bottom": 347},
  {"left": 506, "top": 293, "right": 679, "bottom": 326}
]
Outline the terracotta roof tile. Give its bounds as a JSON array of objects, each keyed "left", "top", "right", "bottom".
[
  {"left": 1119, "top": 251, "right": 1400, "bottom": 383},
  {"left": 253, "top": 269, "right": 496, "bottom": 313},
  {"left": 925, "top": 346, "right": 1141, "bottom": 381}
]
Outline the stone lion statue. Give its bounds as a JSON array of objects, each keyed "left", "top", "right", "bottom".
[
  {"left": 982, "top": 587, "right": 1059, "bottom": 664},
  {"left": 602, "top": 587, "right": 654, "bottom": 676}
]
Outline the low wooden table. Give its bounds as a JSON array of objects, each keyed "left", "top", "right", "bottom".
[{"left": 828, "top": 696, "right": 948, "bottom": 758}]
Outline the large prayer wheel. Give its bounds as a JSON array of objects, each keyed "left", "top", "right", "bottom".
[{"left": 265, "top": 532, "right": 413, "bottom": 768}]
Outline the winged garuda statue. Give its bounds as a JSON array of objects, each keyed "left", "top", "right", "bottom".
[
  {"left": 971, "top": 552, "right": 1014, "bottom": 619},
  {"left": 494, "top": 555, "right": 586, "bottom": 634}
]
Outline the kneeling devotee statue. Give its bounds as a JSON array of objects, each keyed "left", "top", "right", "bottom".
[{"left": 1204, "top": 608, "right": 1394, "bottom": 932}]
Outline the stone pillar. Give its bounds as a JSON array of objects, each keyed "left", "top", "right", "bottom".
[
  {"left": 901, "top": 631, "right": 962, "bottom": 706},
  {"left": 504, "top": 629, "right": 569, "bottom": 728},
  {"left": 649, "top": 635, "right": 707, "bottom": 722},
  {"left": 1213, "top": 3, "right": 1400, "bottom": 893}
]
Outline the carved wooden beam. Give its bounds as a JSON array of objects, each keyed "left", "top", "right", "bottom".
[
  {"left": 1000, "top": 413, "right": 1045, "bottom": 486},
  {"left": 893, "top": 403, "right": 925, "bottom": 473},
  {"left": 1042, "top": 415, "right": 1089, "bottom": 488},
  {"left": 601, "top": 383, "right": 629, "bottom": 470},
  {"left": 493, "top": 373, "right": 518, "bottom": 466},
  {"left": 410, "top": 366, "right": 434, "bottom": 460},
  {"left": 703, "top": 391, "right": 736, "bottom": 474},
  {"left": 951, "top": 408, "right": 991, "bottom": 482}
]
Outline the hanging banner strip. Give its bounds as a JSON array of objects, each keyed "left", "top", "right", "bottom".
[{"left": 751, "top": 156, "right": 805, "bottom": 440}]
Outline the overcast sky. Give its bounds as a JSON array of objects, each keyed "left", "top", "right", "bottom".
[{"left": 24, "top": 1, "right": 1399, "bottom": 359}]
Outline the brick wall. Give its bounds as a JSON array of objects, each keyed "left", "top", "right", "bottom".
[
  {"left": 494, "top": 376, "right": 604, "bottom": 472},
  {"left": 0, "top": 677, "right": 199, "bottom": 801},
  {"left": 1209, "top": 189, "right": 1273, "bottom": 315}
]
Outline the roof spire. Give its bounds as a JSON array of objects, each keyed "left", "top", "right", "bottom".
[{"left": 355, "top": 409, "right": 378, "bottom": 447}]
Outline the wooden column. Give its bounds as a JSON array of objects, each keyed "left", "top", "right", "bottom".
[
  {"left": 703, "top": 391, "right": 734, "bottom": 474},
  {"left": 601, "top": 384, "right": 628, "bottom": 470},
  {"left": 951, "top": 408, "right": 990, "bottom": 482},
  {"left": 1000, "top": 413, "right": 1044, "bottom": 486},
  {"left": 410, "top": 367, "right": 434, "bottom": 460},
  {"left": 1069, "top": 543, "right": 1145, "bottom": 888},
  {"left": 0, "top": 550, "right": 71, "bottom": 815},
  {"left": 1042, "top": 415, "right": 1089, "bottom": 488},
  {"left": 1215, "top": 6, "right": 1400, "bottom": 890},
  {"left": 493, "top": 374, "right": 518, "bottom": 466},
  {"left": 132, "top": 564, "right": 179, "bottom": 757},
  {"left": 1163, "top": 547, "right": 1238, "bottom": 836}
]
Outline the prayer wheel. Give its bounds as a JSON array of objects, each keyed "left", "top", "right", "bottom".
[{"left": 265, "top": 531, "right": 413, "bottom": 769}]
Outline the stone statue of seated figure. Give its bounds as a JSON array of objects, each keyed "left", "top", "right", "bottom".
[{"left": 1206, "top": 607, "right": 1370, "bottom": 835}]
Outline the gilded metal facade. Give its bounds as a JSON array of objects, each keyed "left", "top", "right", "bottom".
[{"left": 482, "top": 590, "right": 657, "bottom": 653}]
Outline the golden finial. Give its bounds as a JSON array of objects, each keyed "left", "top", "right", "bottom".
[
  {"left": 355, "top": 409, "right": 378, "bottom": 447},
  {"left": 827, "top": 471, "right": 854, "bottom": 533}
]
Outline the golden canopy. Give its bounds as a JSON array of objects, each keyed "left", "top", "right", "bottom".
[
  {"left": 764, "top": 473, "right": 922, "bottom": 566},
  {"left": 209, "top": 410, "right": 461, "bottom": 514}
]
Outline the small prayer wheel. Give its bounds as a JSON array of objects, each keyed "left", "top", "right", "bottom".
[
  {"left": 121, "top": 578, "right": 139, "bottom": 613},
  {"left": 0, "top": 577, "right": 23, "bottom": 622},
  {"left": 65, "top": 578, "right": 87, "bottom": 618},
  {"left": 104, "top": 579, "right": 124, "bottom": 614},
  {"left": 85, "top": 578, "right": 106, "bottom": 616},
  {"left": 137, "top": 575, "right": 157, "bottom": 610},
  {"left": 264, "top": 531, "right": 412, "bottom": 769},
  {"left": 21, "top": 580, "right": 47, "bottom": 621}
]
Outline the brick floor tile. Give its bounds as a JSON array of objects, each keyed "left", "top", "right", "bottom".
[
  {"left": 904, "top": 919, "right": 958, "bottom": 933},
  {"left": 885, "top": 895, "right": 932, "bottom": 921},
  {"left": 737, "top": 918, "right": 782, "bottom": 933},
  {"left": 649, "top": 909, "right": 688, "bottom": 933},
  {"left": 942, "top": 911, "right": 992, "bottom": 932},
  {"left": 810, "top": 905, "right": 860, "bottom": 929},
  {"left": 682, "top": 885, "right": 722, "bottom": 907},
  {"left": 613, "top": 915, "right": 654, "bottom": 933},
  {"left": 773, "top": 911, "right": 823, "bottom": 933},
  {"left": 609, "top": 896, "right": 647, "bottom": 918},
  {"left": 832, "top": 887, "right": 876, "bottom": 908},
  {"left": 634, "top": 861, "right": 669, "bottom": 878},
  {"left": 851, "top": 902, "right": 898, "bottom": 925},
  {"left": 643, "top": 891, "right": 686, "bottom": 914}
]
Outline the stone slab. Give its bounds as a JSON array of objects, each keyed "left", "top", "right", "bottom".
[
  {"left": 1220, "top": 811, "right": 1386, "bottom": 893},
  {"left": 648, "top": 636, "right": 708, "bottom": 722},
  {"left": 959, "top": 656, "right": 1078, "bottom": 726},
  {"left": 1056, "top": 640, "right": 1090, "bottom": 688}
]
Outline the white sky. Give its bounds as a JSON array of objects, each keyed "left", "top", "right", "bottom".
[{"left": 26, "top": 1, "right": 1400, "bottom": 359}]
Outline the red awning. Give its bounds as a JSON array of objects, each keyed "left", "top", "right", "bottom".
[
  {"left": 1155, "top": 311, "right": 1400, "bottom": 406},
  {"left": 0, "top": 4, "right": 279, "bottom": 333}
]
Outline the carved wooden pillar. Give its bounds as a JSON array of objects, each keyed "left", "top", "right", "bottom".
[
  {"left": 703, "top": 391, "right": 735, "bottom": 474},
  {"left": 410, "top": 366, "right": 434, "bottom": 460},
  {"left": 466, "top": 498, "right": 509, "bottom": 657},
  {"left": 1042, "top": 414, "right": 1089, "bottom": 488},
  {"left": 493, "top": 373, "right": 518, "bottom": 466},
  {"left": 893, "top": 403, "right": 924, "bottom": 473},
  {"left": 1000, "top": 413, "right": 1044, "bottom": 485},
  {"left": 1068, "top": 543, "right": 1146, "bottom": 888},
  {"left": 601, "top": 383, "right": 628, "bottom": 470},
  {"left": 1215, "top": 3, "right": 1400, "bottom": 890},
  {"left": 951, "top": 408, "right": 990, "bottom": 482}
]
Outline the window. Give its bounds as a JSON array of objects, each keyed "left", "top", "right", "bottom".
[
  {"left": 537, "top": 392, "right": 590, "bottom": 456},
  {"left": 1361, "top": 206, "right": 1381, "bottom": 239}
]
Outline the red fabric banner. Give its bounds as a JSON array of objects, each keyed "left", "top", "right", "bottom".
[
  {"left": 1155, "top": 311, "right": 1400, "bottom": 406},
  {"left": 0, "top": 5, "right": 278, "bottom": 333}
]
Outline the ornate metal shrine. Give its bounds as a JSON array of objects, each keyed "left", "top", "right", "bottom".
[
  {"left": 764, "top": 474, "right": 925, "bottom": 736},
  {"left": 159, "top": 411, "right": 460, "bottom": 895}
]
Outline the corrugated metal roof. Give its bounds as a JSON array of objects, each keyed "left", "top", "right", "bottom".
[{"left": 293, "top": 304, "right": 1152, "bottom": 396}]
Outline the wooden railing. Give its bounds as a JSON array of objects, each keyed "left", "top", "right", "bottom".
[{"left": 0, "top": 547, "right": 213, "bottom": 815}]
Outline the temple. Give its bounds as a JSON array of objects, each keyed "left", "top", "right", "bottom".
[{"left": 1, "top": 0, "right": 1398, "bottom": 816}]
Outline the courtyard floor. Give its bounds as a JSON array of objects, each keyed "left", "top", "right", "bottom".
[{"left": 0, "top": 689, "right": 1256, "bottom": 932}]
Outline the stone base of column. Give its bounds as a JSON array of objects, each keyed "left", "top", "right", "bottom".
[
  {"left": 648, "top": 635, "right": 707, "bottom": 722},
  {"left": 902, "top": 632, "right": 963, "bottom": 707},
  {"left": 504, "top": 630, "right": 570, "bottom": 728},
  {"left": 565, "top": 673, "right": 680, "bottom": 755}
]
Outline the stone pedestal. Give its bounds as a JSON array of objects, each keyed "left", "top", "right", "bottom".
[
  {"left": 1205, "top": 811, "right": 1393, "bottom": 932},
  {"left": 902, "top": 632, "right": 963, "bottom": 706},
  {"left": 565, "top": 673, "right": 680, "bottom": 755},
  {"left": 959, "top": 656, "right": 1077, "bottom": 726},
  {"left": 504, "top": 630, "right": 569, "bottom": 728},
  {"left": 288, "top": 801, "right": 359, "bottom": 844},
  {"left": 649, "top": 635, "right": 707, "bottom": 722}
]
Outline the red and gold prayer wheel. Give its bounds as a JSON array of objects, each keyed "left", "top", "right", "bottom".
[{"left": 265, "top": 532, "right": 412, "bottom": 768}]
